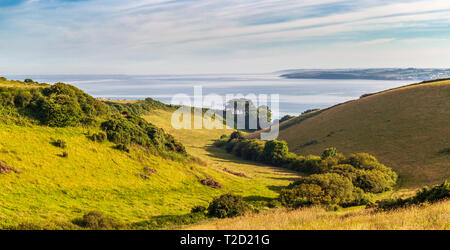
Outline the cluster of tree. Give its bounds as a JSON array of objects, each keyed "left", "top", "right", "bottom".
[
  {"left": 215, "top": 132, "right": 398, "bottom": 207},
  {"left": 376, "top": 181, "right": 449, "bottom": 210},
  {"left": 101, "top": 114, "right": 186, "bottom": 155},
  {"left": 0, "top": 83, "right": 109, "bottom": 126}
]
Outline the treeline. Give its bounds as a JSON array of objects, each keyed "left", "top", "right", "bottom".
[{"left": 214, "top": 132, "right": 398, "bottom": 207}]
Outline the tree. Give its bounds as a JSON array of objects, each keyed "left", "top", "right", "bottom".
[
  {"left": 322, "top": 147, "right": 337, "bottom": 159},
  {"left": 263, "top": 140, "right": 289, "bottom": 165}
]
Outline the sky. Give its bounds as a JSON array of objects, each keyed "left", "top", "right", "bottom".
[{"left": 1, "top": 0, "right": 450, "bottom": 74}]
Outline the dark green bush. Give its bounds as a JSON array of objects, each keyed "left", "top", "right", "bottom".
[
  {"left": 263, "top": 140, "right": 289, "bottom": 165},
  {"left": 0, "top": 82, "right": 109, "bottom": 127},
  {"left": 228, "top": 131, "right": 244, "bottom": 141},
  {"left": 213, "top": 137, "right": 229, "bottom": 147},
  {"left": 413, "top": 181, "right": 450, "bottom": 203},
  {"left": 232, "top": 140, "right": 248, "bottom": 157},
  {"left": 322, "top": 147, "right": 337, "bottom": 159},
  {"left": 101, "top": 115, "right": 186, "bottom": 154},
  {"left": 52, "top": 139, "right": 67, "bottom": 149},
  {"left": 354, "top": 169, "right": 394, "bottom": 193},
  {"left": 73, "top": 211, "right": 124, "bottom": 230},
  {"left": 282, "top": 173, "right": 355, "bottom": 207},
  {"left": 240, "top": 139, "right": 265, "bottom": 161},
  {"left": 225, "top": 138, "right": 239, "bottom": 153},
  {"left": 90, "top": 132, "right": 106, "bottom": 142},
  {"left": 207, "top": 194, "right": 249, "bottom": 218},
  {"left": 114, "top": 144, "right": 130, "bottom": 153}
]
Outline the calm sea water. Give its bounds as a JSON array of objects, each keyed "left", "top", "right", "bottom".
[{"left": 5, "top": 74, "right": 413, "bottom": 118}]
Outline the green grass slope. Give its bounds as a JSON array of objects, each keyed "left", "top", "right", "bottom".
[
  {"left": 272, "top": 80, "right": 450, "bottom": 187},
  {"left": 0, "top": 78, "right": 301, "bottom": 228}
]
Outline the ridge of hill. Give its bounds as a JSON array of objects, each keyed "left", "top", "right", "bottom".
[{"left": 256, "top": 79, "right": 450, "bottom": 187}]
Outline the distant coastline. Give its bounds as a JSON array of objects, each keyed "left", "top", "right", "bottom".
[{"left": 280, "top": 68, "right": 450, "bottom": 81}]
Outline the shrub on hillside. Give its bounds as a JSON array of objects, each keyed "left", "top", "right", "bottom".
[
  {"left": 225, "top": 138, "right": 239, "bottom": 153},
  {"left": 232, "top": 140, "right": 248, "bottom": 157},
  {"left": 0, "top": 82, "right": 109, "bottom": 127},
  {"left": 239, "top": 139, "right": 265, "bottom": 161},
  {"left": 39, "top": 83, "right": 109, "bottom": 126},
  {"left": 413, "top": 181, "right": 450, "bottom": 203},
  {"left": 114, "top": 144, "right": 130, "bottom": 153},
  {"left": 52, "top": 139, "right": 67, "bottom": 149},
  {"left": 207, "top": 194, "right": 249, "bottom": 218},
  {"left": 354, "top": 169, "right": 394, "bottom": 193},
  {"left": 213, "top": 136, "right": 229, "bottom": 147},
  {"left": 281, "top": 173, "right": 355, "bottom": 207},
  {"left": 73, "top": 211, "right": 124, "bottom": 230},
  {"left": 263, "top": 140, "right": 289, "bottom": 165},
  {"left": 228, "top": 131, "right": 244, "bottom": 141},
  {"left": 101, "top": 115, "right": 186, "bottom": 154},
  {"left": 322, "top": 147, "right": 337, "bottom": 159},
  {"left": 90, "top": 132, "right": 106, "bottom": 142}
]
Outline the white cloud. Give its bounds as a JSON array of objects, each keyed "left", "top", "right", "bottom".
[{"left": 1, "top": 0, "right": 450, "bottom": 74}]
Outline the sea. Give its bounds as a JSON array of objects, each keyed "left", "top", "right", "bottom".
[{"left": 5, "top": 73, "right": 413, "bottom": 118}]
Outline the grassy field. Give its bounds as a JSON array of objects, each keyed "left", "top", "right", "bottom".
[
  {"left": 268, "top": 80, "right": 450, "bottom": 187},
  {"left": 188, "top": 200, "right": 450, "bottom": 230},
  {"left": 0, "top": 107, "right": 300, "bottom": 228},
  {"left": 143, "top": 109, "right": 302, "bottom": 199}
]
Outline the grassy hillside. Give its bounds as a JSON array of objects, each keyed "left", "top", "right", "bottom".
[
  {"left": 267, "top": 80, "right": 450, "bottom": 187},
  {"left": 143, "top": 109, "right": 301, "bottom": 199},
  {"left": 0, "top": 79, "right": 300, "bottom": 228},
  {"left": 188, "top": 200, "right": 449, "bottom": 230}
]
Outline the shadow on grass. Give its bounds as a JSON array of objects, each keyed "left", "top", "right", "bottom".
[{"left": 132, "top": 213, "right": 209, "bottom": 230}]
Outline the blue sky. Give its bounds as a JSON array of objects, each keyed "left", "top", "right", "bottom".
[{"left": 1, "top": 0, "right": 450, "bottom": 74}]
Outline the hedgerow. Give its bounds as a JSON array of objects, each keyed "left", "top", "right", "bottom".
[{"left": 214, "top": 133, "right": 398, "bottom": 207}]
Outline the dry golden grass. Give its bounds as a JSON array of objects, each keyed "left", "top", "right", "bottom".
[
  {"left": 272, "top": 80, "right": 450, "bottom": 187},
  {"left": 188, "top": 200, "right": 450, "bottom": 230},
  {"left": 0, "top": 78, "right": 46, "bottom": 88}
]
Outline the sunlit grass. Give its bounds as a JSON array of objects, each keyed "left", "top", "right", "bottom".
[{"left": 188, "top": 200, "right": 450, "bottom": 230}]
